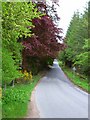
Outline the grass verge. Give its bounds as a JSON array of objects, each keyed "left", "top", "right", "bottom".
[
  {"left": 2, "top": 74, "right": 41, "bottom": 118},
  {"left": 63, "top": 67, "right": 89, "bottom": 93}
]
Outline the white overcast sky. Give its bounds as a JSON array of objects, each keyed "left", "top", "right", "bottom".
[{"left": 55, "top": 0, "right": 89, "bottom": 37}]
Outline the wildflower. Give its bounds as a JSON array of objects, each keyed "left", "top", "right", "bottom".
[{"left": 24, "top": 70, "right": 29, "bottom": 77}]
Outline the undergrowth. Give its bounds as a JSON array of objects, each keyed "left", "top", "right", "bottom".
[{"left": 2, "top": 74, "right": 41, "bottom": 118}]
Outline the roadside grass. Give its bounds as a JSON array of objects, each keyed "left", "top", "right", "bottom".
[
  {"left": 2, "top": 74, "right": 41, "bottom": 118},
  {"left": 62, "top": 67, "right": 89, "bottom": 93}
]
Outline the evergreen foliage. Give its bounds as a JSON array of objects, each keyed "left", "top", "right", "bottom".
[{"left": 59, "top": 7, "right": 89, "bottom": 75}]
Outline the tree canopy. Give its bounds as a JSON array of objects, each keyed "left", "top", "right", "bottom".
[
  {"left": 21, "top": 2, "right": 64, "bottom": 73},
  {"left": 2, "top": 2, "right": 41, "bottom": 85}
]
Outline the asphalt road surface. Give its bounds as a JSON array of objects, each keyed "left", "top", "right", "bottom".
[{"left": 34, "top": 60, "right": 88, "bottom": 118}]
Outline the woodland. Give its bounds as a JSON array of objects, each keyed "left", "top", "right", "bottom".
[{"left": 1, "top": 0, "right": 89, "bottom": 118}]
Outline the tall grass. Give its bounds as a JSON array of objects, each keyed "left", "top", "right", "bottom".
[{"left": 63, "top": 67, "right": 89, "bottom": 93}]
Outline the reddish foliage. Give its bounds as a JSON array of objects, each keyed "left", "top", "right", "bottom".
[
  {"left": 22, "top": 15, "right": 64, "bottom": 59},
  {"left": 21, "top": 2, "right": 65, "bottom": 72}
]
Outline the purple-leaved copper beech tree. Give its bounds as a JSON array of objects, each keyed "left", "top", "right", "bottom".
[{"left": 21, "top": 1, "right": 65, "bottom": 73}]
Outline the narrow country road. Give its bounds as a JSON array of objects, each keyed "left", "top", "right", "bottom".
[{"left": 34, "top": 60, "right": 88, "bottom": 118}]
